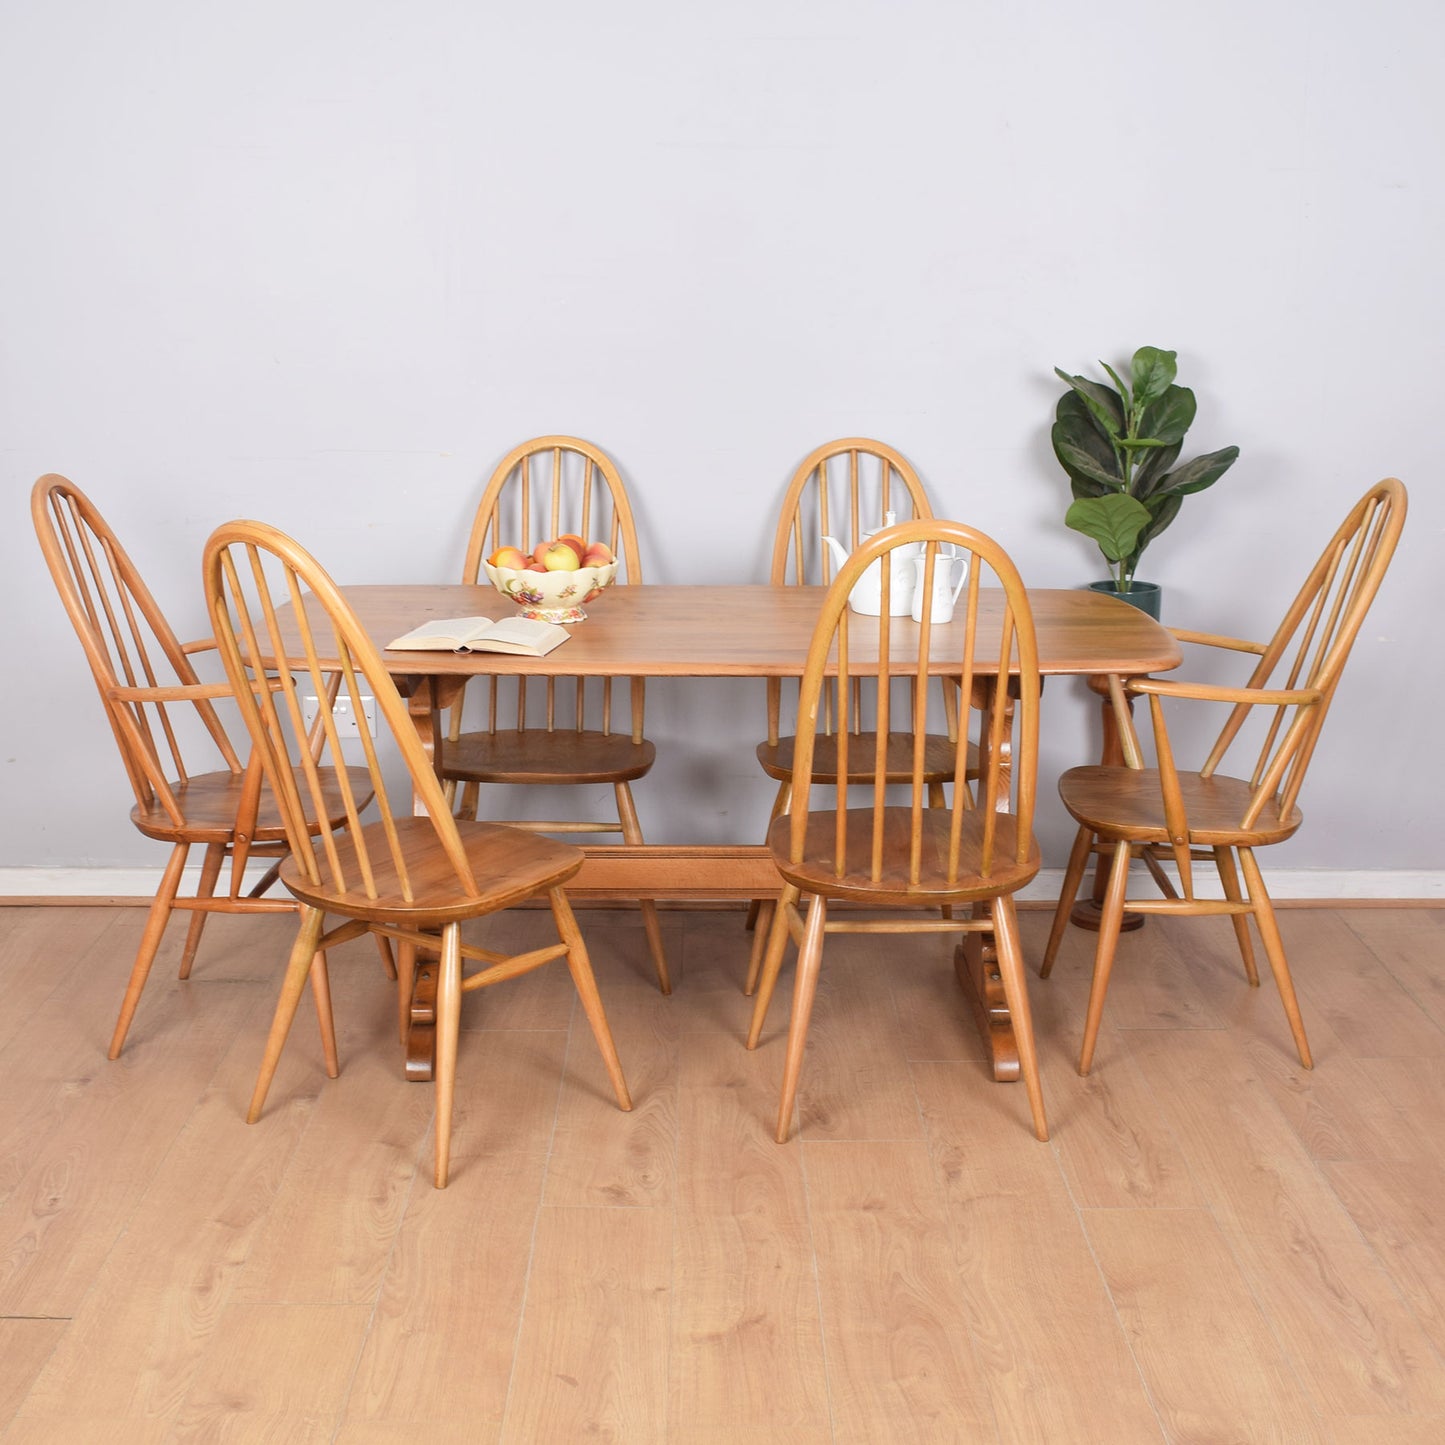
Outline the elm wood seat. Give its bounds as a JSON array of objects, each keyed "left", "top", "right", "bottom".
[
  {"left": 746, "top": 519, "right": 1048, "bottom": 1145},
  {"left": 438, "top": 436, "right": 669, "bottom": 992},
  {"left": 1042, "top": 478, "right": 1408, "bottom": 1076},
  {"left": 746, "top": 439, "right": 978, "bottom": 992},
  {"left": 205, "top": 519, "right": 631, "bottom": 1189},
  {"left": 31, "top": 474, "right": 373, "bottom": 1062}
]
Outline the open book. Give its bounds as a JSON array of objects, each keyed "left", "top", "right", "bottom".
[{"left": 385, "top": 615, "right": 570, "bottom": 656}]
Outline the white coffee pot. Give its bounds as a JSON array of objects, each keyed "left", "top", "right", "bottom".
[{"left": 820, "top": 512, "right": 923, "bottom": 616}]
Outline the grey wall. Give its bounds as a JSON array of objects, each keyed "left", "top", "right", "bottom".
[{"left": 3, "top": 0, "right": 1441, "bottom": 879}]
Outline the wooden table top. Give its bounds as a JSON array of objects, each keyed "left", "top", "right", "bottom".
[{"left": 291, "top": 583, "right": 1181, "bottom": 680}]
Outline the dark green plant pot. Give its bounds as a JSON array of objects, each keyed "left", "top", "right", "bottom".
[{"left": 1088, "top": 579, "right": 1161, "bottom": 620}]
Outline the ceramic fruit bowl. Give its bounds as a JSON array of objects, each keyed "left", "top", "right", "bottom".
[{"left": 482, "top": 560, "right": 618, "bottom": 624}]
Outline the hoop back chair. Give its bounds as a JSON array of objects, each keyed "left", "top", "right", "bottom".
[
  {"left": 32, "top": 474, "right": 368, "bottom": 1062},
  {"left": 1042, "top": 478, "right": 1408, "bottom": 1075},
  {"left": 439, "top": 436, "right": 669, "bottom": 992},
  {"left": 746, "top": 439, "right": 974, "bottom": 991},
  {"left": 746, "top": 519, "right": 1048, "bottom": 1145},
  {"left": 203, "top": 519, "right": 631, "bottom": 1188}
]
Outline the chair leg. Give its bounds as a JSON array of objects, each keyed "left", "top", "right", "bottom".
[
  {"left": 396, "top": 940, "right": 416, "bottom": 1047},
  {"left": 747, "top": 883, "right": 799, "bottom": 1049},
  {"left": 459, "top": 780, "right": 481, "bottom": 821},
  {"left": 743, "top": 899, "right": 775, "bottom": 995},
  {"left": 992, "top": 895, "right": 1049, "bottom": 1141},
  {"left": 745, "top": 779, "right": 790, "bottom": 951},
  {"left": 551, "top": 887, "right": 632, "bottom": 1112},
  {"left": 177, "top": 842, "right": 225, "bottom": 979},
  {"left": 433, "top": 924, "right": 463, "bottom": 1188},
  {"left": 109, "top": 843, "right": 189, "bottom": 1059},
  {"left": 774, "top": 895, "right": 827, "bottom": 1144},
  {"left": 1237, "top": 848, "right": 1313, "bottom": 1069},
  {"left": 374, "top": 933, "right": 399, "bottom": 981},
  {"left": 1079, "top": 841, "right": 1132, "bottom": 1076},
  {"left": 1041, "top": 825, "right": 1094, "bottom": 979},
  {"left": 614, "top": 781, "right": 671, "bottom": 994},
  {"left": 1214, "top": 846, "right": 1259, "bottom": 986},
  {"left": 247, "top": 905, "right": 327, "bottom": 1123},
  {"left": 309, "top": 950, "right": 340, "bottom": 1079}
]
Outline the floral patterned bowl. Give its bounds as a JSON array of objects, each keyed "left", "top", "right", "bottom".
[{"left": 481, "top": 559, "right": 619, "bottom": 624}]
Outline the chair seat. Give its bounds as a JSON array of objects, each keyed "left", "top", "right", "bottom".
[
  {"left": 768, "top": 807, "right": 1039, "bottom": 904},
  {"left": 131, "top": 766, "right": 375, "bottom": 845},
  {"left": 440, "top": 729, "right": 655, "bottom": 785},
  {"left": 1059, "top": 766, "right": 1303, "bottom": 847},
  {"left": 280, "top": 818, "right": 583, "bottom": 925},
  {"left": 756, "top": 732, "right": 975, "bottom": 785}
]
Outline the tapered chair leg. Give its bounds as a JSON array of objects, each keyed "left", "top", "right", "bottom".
[
  {"left": 110, "top": 842, "right": 189, "bottom": 1059},
  {"left": 614, "top": 781, "right": 671, "bottom": 994},
  {"left": 747, "top": 883, "right": 799, "bottom": 1049},
  {"left": 1041, "top": 824, "right": 1094, "bottom": 980},
  {"left": 309, "top": 951, "right": 339, "bottom": 1079},
  {"left": 744, "top": 899, "right": 775, "bottom": 995},
  {"left": 178, "top": 842, "right": 225, "bottom": 979},
  {"left": 992, "top": 896, "right": 1048, "bottom": 1140},
  {"left": 1079, "top": 841, "right": 1132, "bottom": 1076},
  {"left": 248, "top": 905, "right": 327, "bottom": 1122},
  {"left": 551, "top": 887, "right": 632, "bottom": 1113},
  {"left": 1238, "top": 848, "right": 1313, "bottom": 1069},
  {"left": 775, "top": 895, "right": 827, "bottom": 1143},
  {"left": 1214, "top": 846, "right": 1260, "bottom": 986},
  {"left": 433, "top": 924, "right": 463, "bottom": 1188}
]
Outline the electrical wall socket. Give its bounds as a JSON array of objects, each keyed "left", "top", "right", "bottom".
[{"left": 301, "top": 693, "right": 377, "bottom": 739}]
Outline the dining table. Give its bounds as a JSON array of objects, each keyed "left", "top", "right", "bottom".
[{"left": 279, "top": 581, "right": 1181, "bottom": 1081}]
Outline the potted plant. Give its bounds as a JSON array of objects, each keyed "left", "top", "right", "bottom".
[{"left": 1051, "top": 345, "right": 1239, "bottom": 617}]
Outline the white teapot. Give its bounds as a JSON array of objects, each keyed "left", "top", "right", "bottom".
[
  {"left": 820, "top": 512, "right": 923, "bottom": 616},
  {"left": 911, "top": 547, "right": 969, "bottom": 624}
]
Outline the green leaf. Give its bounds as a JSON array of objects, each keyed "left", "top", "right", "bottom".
[
  {"left": 1131, "top": 347, "right": 1177, "bottom": 406},
  {"left": 1053, "top": 369, "right": 1124, "bottom": 440},
  {"left": 1137, "top": 385, "right": 1196, "bottom": 448},
  {"left": 1100, "top": 360, "right": 1131, "bottom": 411},
  {"left": 1128, "top": 490, "right": 1185, "bottom": 567},
  {"left": 1065, "top": 493, "right": 1152, "bottom": 563},
  {"left": 1153, "top": 445, "right": 1240, "bottom": 497},
  {"left": 1132, "top": 440, "right": 1183, "bottom": 498},
  {"left": 1052, "top": 410, "right": 1124, "bottom": 494}
]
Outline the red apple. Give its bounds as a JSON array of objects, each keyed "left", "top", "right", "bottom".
[{"left": 582, "top": 541, "right": 615, "bottom": 568}]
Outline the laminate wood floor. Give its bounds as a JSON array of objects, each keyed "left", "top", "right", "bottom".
[{"left": 1, "top": 900, "right": 1442, "bottom": 1442}]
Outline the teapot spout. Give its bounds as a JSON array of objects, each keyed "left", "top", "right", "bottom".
[{"left": 820, "top": 534, "right": 851, "bottom": 573}]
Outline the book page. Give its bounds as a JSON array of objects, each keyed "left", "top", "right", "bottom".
[
  {"left": 386, "top": 616, "right": 495, "bottom": 651},
  {"left": 462, "top": 616, "right": 569, "bottom": 656}
]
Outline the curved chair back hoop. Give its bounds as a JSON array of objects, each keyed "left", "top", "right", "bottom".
[
  {"left": 768, "top": 437, "right": 933, "bottom": 587},
  {"left": 204, "top": 520, "right": 479, "bottom": 904},
  {"left": 460, "top": 435, "right": 643, "bottom": 585},
  {"left": 787, "top": 519, "right": 1039, "bottom": 889},
  {"left": 765, "top": 439, "right": 935, "bottom": 748},
  {"left": 1200, "top": 477, "right": 1407, "bottom": 825},
  {"left": 32, "top": 474, "right": 243, "bottom": 823},
  {"left": 454, "top": 436, "right": 644, "bottom": 743}
]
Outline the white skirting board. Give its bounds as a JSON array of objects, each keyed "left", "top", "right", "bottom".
[{"left": 1, "top": 866, "right": 1442, "bottom": 903}]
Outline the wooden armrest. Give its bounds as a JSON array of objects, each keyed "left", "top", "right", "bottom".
[
  {"left": 1126, "top": 676, "right": 1323, "bottom": 708},
  {"left": 178, "top": 637, "right": 220, "bottom": 655},
  {"left": 107, "top": 681, "right": 237, "bottom": 704},
  {"left": 1169, "top": 626, "right": 1269, "bottom": 656}
]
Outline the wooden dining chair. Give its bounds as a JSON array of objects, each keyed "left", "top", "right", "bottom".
[
  {"left": 746, "top": 519, "right": 1048, "bottom": 1145},
  {"left": 31, "top": 474, "right": 372, "bottom": 1062},
  {"left": 1041, "top": 478, "right": 1408, "bottom": 1074},
  {"left": 437, "top": 436, "right": 670, "bottom": 993},
  {"left": 746, "top": 438, "right": 975, "bottom": 992},
  {"left": 203, "top": 519, "right": 632, "bottom": 1188}
]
